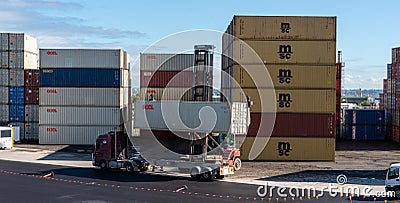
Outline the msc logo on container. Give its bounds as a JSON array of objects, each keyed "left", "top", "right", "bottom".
[
  {"left": 277, "top": 142, "right": 291, "bottom": 156},
  {"left": 278, "top": 45, "right": 292, "bottom": 60},
  {"left": 277, "top": 93, "right": 292, "bottom": 108},
  {"left": 277, "top": 69, "right": 292, "bottom": 84},
  {"left": 281, "top": 23, "right": 291, "bottom": 33}
]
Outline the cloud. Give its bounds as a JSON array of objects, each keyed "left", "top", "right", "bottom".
[{"left": 343, "top": 74, "right": 385, "bottom": 89}]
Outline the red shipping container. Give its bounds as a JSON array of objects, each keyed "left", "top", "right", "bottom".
[
  {"left": 140, "top": 70, "right": 193, "bottom": 88},
  {"left": 25, "top": 87, "right": 39, "bottom": 105},
  {"left": 392, "top": 64, "right": 400, "bottom": 79},
  {"left": 392, "top": 126, "right": 400, "bottom": 143},
  {"left": 336, "top": 63, "right": 342, "bottom": 80},
  {"left": 336, "top": 79, "right": 341, "bottom": 95},
  {"left": 247, "top": 113, "right": 335, "bottom": 137},
  {"left": 24, "top": 69, "right": 40, "bottom": 87},
  {"left": 383, "top": 79, "right": 388, "bottom": 94},
  {"left": 393, "top": 48, "right": 400, "bottom": 65}
]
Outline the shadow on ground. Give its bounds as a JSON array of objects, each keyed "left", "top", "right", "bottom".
[
  {"left": 336, "top": 140, "right": 400, "bottom": 151},
  {"left": 38, "top": 145, "right": 93, "bottom": 161}
]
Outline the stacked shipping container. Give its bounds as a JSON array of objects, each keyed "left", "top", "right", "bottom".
[
  {"left": 221, "top": 16, "right": 337, "bottom": 161},
  {"left": 0, "top": 33, "right": 39, "bottom": 142},
  {"left": 39, "top": 49, "right": 130, "bottom": 144},
  {"left": 344, "top": 109, "right": 385, "bottom": 140}
]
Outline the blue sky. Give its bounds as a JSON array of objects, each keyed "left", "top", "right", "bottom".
[{"left": 1, "top": 0, "right": 399, "bottom": 89}]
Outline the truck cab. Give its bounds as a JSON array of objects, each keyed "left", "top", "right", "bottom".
[{"left": 385, "top": 163, "right": 400, "bottom": 198}]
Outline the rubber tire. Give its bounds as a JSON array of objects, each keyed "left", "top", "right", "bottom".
[
  {"left": 395, "top": 189, "right": 400, "bottom": 199},
  {"left": 126, "top": 163, "right": 133, "bottom": 173},
  {"left": 99, "top": 160, "right": 107, "bottom": 170},
  {"left": 233, "top": 157, "right": 242, "bottom": 171},
  {"left": 201, "top": 171, "right": 213, "bottom": 181},
  {"left": 190, "top": 174, "right": 200, "bottom": 180}
]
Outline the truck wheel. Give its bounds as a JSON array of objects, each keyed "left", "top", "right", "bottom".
[
  {"left": 395, "top": 189, "right": 400, "bottom": 199},
  {"left": 99, "top": 160, "right": 107, "bottom": 170},
  {"left": 126, "top": 163, "right": 133, "bottom": 173},
  {"left": 201, "top": 171, "right": 213, "bottom": 181},
  {"left": 190, "top": 174, "right": 199, "bottom": 180},
  {"left": 233, "top": 157, "right": 241, "bottom": 171}
]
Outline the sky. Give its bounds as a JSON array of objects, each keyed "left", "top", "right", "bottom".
[{"left": 1, "top": 0, "right": 399, "bottom": 89}]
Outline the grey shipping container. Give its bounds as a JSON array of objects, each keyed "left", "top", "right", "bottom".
[
  {"left": 1, "top": 33, "right": 8, "bottom": 51},
  {"left": 24, "top": 122, "right": 39, "bottom": 140},
  {"left": 0, "top": 69, "right": 8, "bottom": 86},
  {"left": 9, "top": 69, "right": 24, "bottom": 86},
  {"left": 25, "top": 105, "right": 39, "bottom": 122},
  {"left": 0, "top": 87, "right": 9, "bottom": 104},
  {"left": 140, "top": 53, "right": 194, "bottom": 71},
  {"left": 1, "top": 52, "right": 8, "bottom": 67},
  {"left": 39, "top": 125, "right": 122, "bottom": 145},
  {"left": 0, "top": 104, "right": 9, "bottom": 122},
  {"left": 40, "top": 87, "right": 124, "bottom": 107},
  {"left": 39, "top": 49, "right": 129, "bottom": 69},
  {"left": 9, "top": 51, "right": 38, "bottom": 69},
  {"left": 1, "top": 33, "right": 38, "bottom": 53},
  {"left": 39, "top": 106, "right": 123, "bottom": 126}
]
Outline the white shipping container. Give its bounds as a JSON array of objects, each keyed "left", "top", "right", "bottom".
[
  {"left": 24, "top": 122, "right": 39, "bottom": 140},
  {"left": 9, "top": 122, "right": 24, "bottom": 140},
  {"left": 0, "top": 87, "right": 9, "bottom": 104},
  {"left": 0, "top": 69, "right": 8, "bottom": 86},
  {"left": 0, "top": 105, "right": 9, "bottom": 122},
  {"left": 9, "top": 51, "right": 38, "bottom": 69},
  {"left": 40, "top": 87, "right": 123, "bottom": 107},
  {"left": 140, "top": 53, "right": 194, "bottom": 71},
  {"left": 9, "top": 69, "right": 24, "bottom": 86},
  {"left": 1, "top": 52, "right": 8, "bottom": 67},
  {"left": 39, "top": 106, "right": 123, "bottom": 125},
  {"left": 16, "top": 34, "right": 38, "bottom": 53},
  {"left": 25, "top": 105, "right": 39, "bottom": 122},
  {"left": 1, "top": 33, "right": 8, "bottom": 51},
  {"left": 39, "top": 49, "right": 129, "bottom": 69},
  {"left": 39, "top": 125, "right": 122, "bottom": 145}
]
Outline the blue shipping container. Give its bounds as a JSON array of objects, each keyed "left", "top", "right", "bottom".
[
  {"left": 40, "top": 68, "right": 122, "bottom": 87},
  {"left": 345, "top": 109, "right": 385, "bottom": 125},
  {"left": 388, "top": 64, "right": 392, "bottom": 79},
  {"left": 9, "top": 105, "right": 25, "bottom": 122},
  {"left": 9, "top": 87, "right": 25, "bottom": 104},
  {"left": 346, "top": 125, "right": 385, "bottom": 140}
]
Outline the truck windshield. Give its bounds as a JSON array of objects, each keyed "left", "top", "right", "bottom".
[
  {"left": 95, "top": 140, "right": 103, "bottom": 150},
  {"left": 388, "top": 167, "right": 399, "bottom": 179}
]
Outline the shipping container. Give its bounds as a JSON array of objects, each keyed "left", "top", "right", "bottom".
[
  {"left": 224, "top": 16, "right": 336, "bottom": 41},
  {"left": 39, "top": 125, "right": 122, "bottom": 145},
  {"left": 40, "top": 87, "right": 124, "bottom": 107},
  {"left": 140, "top": 70, "right": 193, "bottom": 88},
  {"left": 224, "top": 40, "right": 335, "bottom": 66},
  {"left": 0, "top": 87, "right": 8, "bottom": 104},
  {"left": 140, "top": 53, "right": 194, "bottom": 71},
  {"left": 25, "top": 87, "right": 39, "bottom": 105},
  {"left": 40, "top": 68, "right": 123, "bottom": 87},
  {"left": 9, "top": 69, "right": 24, "bottom": 86},
  {"left": 1, "top": 52, "right": 8, "bottom": 67},
  {"left": 248, "top": 112, "right": 335, "bottom": 137},
  {"left": 39, "top": 106, "right": 123, "bottom": 125},
  {"left": 0, "top": 104, "right": 8, "bottom": 122},
  {"left": 345, "top": 109, "right": 385, "bottom": 125},
  {"left": 227, "top": 88, "right": 335, "bottom": 113},
  {"left": 388, "top": 64, "right": 392, "bottom": 80},
  {"left": 9, "top": 87, "right": 24, "bottom": 104},
  {"left": 9, "top": 51, "right": 38, "bottom": 69},
  {"left": 0, "top": 33, "right": 8, "bottom": 51},
  {"left": 140, "top": 87, "right": 193, "bottom": 101},
  {"left": 346, "top": 125, "right": 385, "bottom": 140},
  {"left": 393, "top": 126, "right": 400, "bottom": 143},
  {"left": 9, "top": 122, "right": 25, "bottom": 140},
  {"left": 16, "top": 33, "right": 38, "bottom": 53},
  {"left": 384, "top": 79, "right": 388, "bottom": 94},
  {"left": 24, "top": 122, "right": 38, "bottom": 141},
  {"left": 9, "top": 104, "right": 24, "bottom": 122},
  {"left": 25, "top": 105, "right": 39, "bottom": 122},
  {"left": 24, "top": 69, "right": 40, "bottom": 86},
  {"left": 393, "top": 47, "right": 400, "bottom": 65},
  {"left": 39, "top": 49, "right": 129, "bottom": 69},
  {"left": 0, "top": 69, "right": 8, "bottom": 86},
  {"left": 224, "top": 64, "right": 336, "bottom": 89},
  {"left": 238, "top": 136, "right": 335, "bottom": 161}
]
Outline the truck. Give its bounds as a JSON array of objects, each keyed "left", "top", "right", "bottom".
[{"left": 92, "top": 131, "right": 150, "bottom": 173}]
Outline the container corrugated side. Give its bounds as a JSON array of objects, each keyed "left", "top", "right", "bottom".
[
  {"left": 9, "top": 87, "right": 24, "bottom": 104},
  {"left": 225, "top": 64, "right": 336, "bottom": 89},
  {"left": 0, "top": 33, "right": 8, "bottom": 51},
  {"left": 345, "top": 109, "right": 385, "bottom": 126},
  {"left": 248, "top": 113, "right": 335, "bottom": 137},
  {"left": 25, "top": 87, "right": 39, "bottom": 105},
  {"left": 1, "top": 52, "right": 8, "bottom": 67},
  {"left": 140, "top": 53, "right": 194, "bottom": 71},
  {"left": 39, "top": 87, "right": 123, "bottom": 107},
  {"left": 0, "top": 69, "right": 8, "bottom": 86},
  {"left": 238, "top": 136, "right": 335, "bottom": 161},
  {"left": 39, "top": 106, "right": 122, "bottom": 125},
  {"left": 228, "top": 88, "right": 335, "bottom": 113},
  {"left": 9, "top": 69, "right": 24, "bottom": 86},
  {"left": 39, "top": 49, "right": 126, "bottom": 69},
  {"left": 140, "top": 87, "right": 193, "bottom": 101},
  {"left": 345, "top": 125, "right": 385, "bottom": 140},
  {"left": 24, "top": 69, "right": 40, "bottom": 87},
  {"left": 0, "top": 87, "right": 8, "bottom": 104},
  {"left": 16, "top": 34, "right": 38, "bottom": 53},
  {"left": 227, "top": 16, "right": 336, "bottom": 41},
  {"left": 40, "top": 68, "right": 122, "bottom": 87},
  {"left": 225, "top": 40, "right": 335, "bottom": 65},
  {"left": 0, "top": 104, "right": 9, "bottom": 122},
  {"left": 9, "top": 51, "right": 38, "bottom": 69},
  {"left": 9, "top": 104, "right": 24, "bottom": 122},
  {"left": 39, "top": 125, "right": 122, "bottom": 145},
  {"left": 24, "top": 122, "right": 39, "bottom": 141},
  {"left": 140, "top": 70, "right": 193, "bottom": 88},
  {"left": 25, "top": 105, "right": 39, "bottom": 122}
]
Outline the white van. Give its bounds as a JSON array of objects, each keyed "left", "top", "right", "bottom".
[{"left": 385, "top": 163, "right": 400, "bottom": 198}]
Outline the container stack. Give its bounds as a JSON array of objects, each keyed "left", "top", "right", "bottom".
[
  {"left": 335, "top": 52, "right": 343, "bottom": 139},
  {"left": 24, "top": 69, "right": 40, "bottom": 142},
  {"left": 344, "top": 109, "right": 385, "bottom": 140},
  {"left": 39, "top": 49, "right": 130, "bottom": 145},
  {"left": 221, "top": 16, "right": 337, "bottom": 161},
  {"left": 391, "top": 48, "right": 400, "bottom": 142},
  {"left": 0, "top": 33, "right": 39, "bottom": 142}
]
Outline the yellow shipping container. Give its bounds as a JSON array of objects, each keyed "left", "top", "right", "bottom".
[
  {"left": 225, "top": 16, "right": 336, "bottom": 41},
  {"left": 225, "top": 88, "right": 335, "bottom": 113},
  {"left": 223, "top": 64, "right": 336, "bottom": 89},
  {"left": 140, "top": 87, "right": 192, "bottom": 101},
  {"left": 224, "top": 40, "right": 335, "bottom": 66},
  {"left": 238, "top": 136, "right": 335, "bottom": 161}
]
